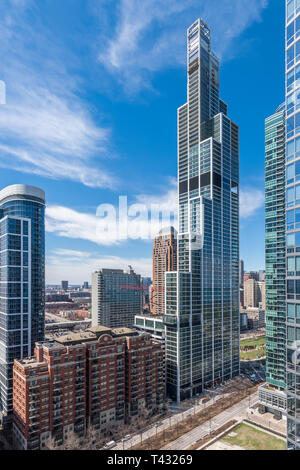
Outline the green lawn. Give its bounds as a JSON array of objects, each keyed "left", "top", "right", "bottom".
[
  {"left": 221, "top": 423, "right": 286, "bottom": 451},
  {"left": 240, "top": 346, "right": 266, "bottom": 361},
  {"left": 240, "top": 336, "right": 266, "bottom": 349},
  {"left": 240, "top": 336, "right": 266, "bottom": 360}
]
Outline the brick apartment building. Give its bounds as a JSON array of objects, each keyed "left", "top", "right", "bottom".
[{"left": 13, "top": 326, "right": 165, "bottom": 450}]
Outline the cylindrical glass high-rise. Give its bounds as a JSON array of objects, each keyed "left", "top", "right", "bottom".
[{"left": 0, "top": 184, "right": 45, "bottom": 424}]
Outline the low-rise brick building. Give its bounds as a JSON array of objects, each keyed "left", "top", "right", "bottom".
[{"left": 13, "top": 327, "right": 165, "bottom": 449}]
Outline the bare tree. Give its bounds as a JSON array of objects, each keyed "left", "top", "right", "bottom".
[{"left": 44, "top": 426, "right": 109, "bottom": 451}]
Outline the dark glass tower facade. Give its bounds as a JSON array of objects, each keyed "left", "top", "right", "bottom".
[
  {"left": 0, "top": 185, "right": 45, "bottom": 422},
  {"left": 165, "top": 19, "right": 240, "bottom": 402}
]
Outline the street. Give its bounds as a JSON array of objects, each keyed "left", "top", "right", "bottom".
[
  {"left": 111, "top": 387, "right": 258, "bottom": 451},
  {"left": 162, "top": 391, "right": 258, "bottom": 450}
]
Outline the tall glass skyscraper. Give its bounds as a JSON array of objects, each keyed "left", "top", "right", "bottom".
[
  {"left": 0, "top": 185, "right": 45, "bottom": 424},
  {"left": 285, "top": 0, "right": 300, "bottom": 450},
  {"left": 258, "top": 107, "right": 287, "bottom": 416},
  {"left": 165, "top": 19, "right": 240, "bottom": 402}
]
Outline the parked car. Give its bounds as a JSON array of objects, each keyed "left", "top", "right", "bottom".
[{"left": 103, "top": 440, "right": 116, "bottom": 449}]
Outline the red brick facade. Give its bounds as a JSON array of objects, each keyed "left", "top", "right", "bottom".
[{"left": 13, "top": 327, "right": 165, "bottom": 449}]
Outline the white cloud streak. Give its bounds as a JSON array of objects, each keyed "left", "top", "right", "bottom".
[
  {"left": 96, "top": 0, "right": 268, "bottom": 93},
  {"left": 240, "top": 187, "right": 264, "bottom": 218},
  {"left": 0, "top": 1, "right": 115, "bottom": 188}
]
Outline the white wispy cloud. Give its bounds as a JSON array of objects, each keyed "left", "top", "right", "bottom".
[
  {"left": 0, "top": 1, "right": 115, "bottom": 188},
  {"left": 46, "top": 249, "right": 152, "bottom": 284},
  {"left": 240, "top": 187, "right": 264, "bottom": 218},
  {"left": 46, "top": 205, "right": 119, "bottom": 246},
  {"left": 96, "top": 0, "right": 268, "bottom": 93}
]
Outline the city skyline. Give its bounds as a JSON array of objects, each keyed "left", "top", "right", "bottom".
[
  {"left": 0, "top": 0, "right": 294, "bottom": 453},
  {"left": 0, "top": 1, "right": 284, "bottom": 284}
]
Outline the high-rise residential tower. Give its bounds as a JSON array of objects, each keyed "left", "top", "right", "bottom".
[
  {"left": 152, "top": 227, "right": 177, "bottom": 315},
  {"left": 286, "top": 0, "right": 300, "bottom": 450},
  {"left": 60, "top": 280, "right": 68, "bottom": 291},
  {"left": 258, "top": 108, "right": 287, "bottom": 417},
  {"left": 164, "top": 19, "right": 240, "bottom": 402},
  {"left": 244, "top": 279, "right": 260, "bottom": 308},
  {"left": 0, "top": 185, "right": 45, "bottom": 424},
  {"left": 92, "top": 267, "right": 142, "bottom": 329}
]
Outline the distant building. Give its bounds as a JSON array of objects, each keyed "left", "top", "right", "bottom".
[
  {"left": 149, "top": 285, "right": 154, "bottom": 312},
  {"left": 13, "top": 327, "right": 164, "bottom": 450},
  {"left": 69, "top": 292, "right": 91, "bottom": 300},
  {"left": 45, "top": 302, "right": 79, "bottom": 313},
  {"left": 46, "top": 294, "right": 71, "bottom": 303},
  {"left": 142, "top": 277, "right": 152, "bottom": 308},
  {"left": 258, "top": 281, "right": 266, "bottom": 310},
  {"left": 240, "top": 312, "right": 248, "bottom": 331},
  {"left": 259, "top": 270, "right": 266, "bottom": 282},
  {"left": 240, "top": 307, "right": 265, "bottom": 330},
  {"left": 239, "top": 260, "right": 244, "bottom": 287},
  {"left": 240, "top": 288, "right": 244, "bottom": 308},
  {"left": 83, "top": 282, "right": 89, "bottom": 289},
  {"left": 59, "top": 309, "right": 90, "bottom": 320},
  {"left": 92, "top": 268, "right": 143, "bottom": 328},
  {"left": 244, "top": 279, "right": 260, "bottom": 308},
  {"left": 152, "top": 227, "right": 177, "bottom": 315},
  {"left": 61, "top": 281, "right": 69, "bottom": 291},
  {"left": 244, "top": 272, "right": 259, "bottom": 283}
]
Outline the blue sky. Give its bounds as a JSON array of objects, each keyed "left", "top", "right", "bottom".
[{"left": 0, "top": 0, "right": 284, "bottom": 283}]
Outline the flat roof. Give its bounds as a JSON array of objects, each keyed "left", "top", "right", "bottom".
[
  {"left": 87, "top": 325, "right": 111, "bottom": 334},
  {"left": 55, "top": 331, "right": 96, "bottom": 345},
  {"left": 112, "top": 327, "right": 138, "bottom": 337},
  {"left": 15, "top": 357, "right": 48, "bottom": 369}
]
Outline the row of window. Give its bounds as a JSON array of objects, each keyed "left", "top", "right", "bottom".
[
  {"left": 287, "top": 110, "right": 300, "bottom": 139},
  {"left": 287, "top": 64, "right": 300, "bottom": 94},
  {"left": 287, "top": 184, "right": 300, "bottom": 207},
  {"left": 288, "top": 39, "right": 300, "bottom": 71},
  {"left": 287, "top": 0, "right": 300, "bottom": 24},
  {"left": 287, "top": 207, "right": 300, "bottom": 229}
]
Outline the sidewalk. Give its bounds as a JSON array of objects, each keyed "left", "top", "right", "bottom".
[
  {"left": 111, "top": 391, "right": 230, "bottom": 450},
  {"left": 111, "top": 377, "right": 258, "bottom": 451},
  {"left": 161, "top": 392, "right": 258, "bottom": 450},
  {"left": 245, "top": 409, "right": 286, "bottom": 436}
]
